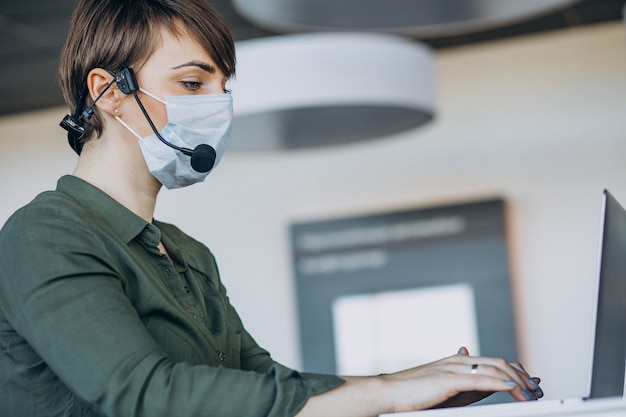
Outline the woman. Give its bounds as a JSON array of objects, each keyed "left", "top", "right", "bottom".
[{"left": 0, "top": 0, "right": 542, "bottom": 416}]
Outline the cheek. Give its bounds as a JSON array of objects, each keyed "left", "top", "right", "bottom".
[
  {"left": 146, "top": 100, "right": 169, "bottom": 131},
  {"left": 127, "top": 96, "right": 168, "bottom": 136}
]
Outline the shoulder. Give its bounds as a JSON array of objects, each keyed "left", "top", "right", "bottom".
[
  {"left": 3, "top": 184, "right": 93, "bottom": 227},
  {"left": 2, "top": 189, "right": 79, "bottom": 234},
  {"left": 0, "top": 186, "right": 107, "bottom": 261}
]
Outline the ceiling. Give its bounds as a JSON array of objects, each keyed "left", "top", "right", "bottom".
[{"left": 0, "top": 0, "right": 623, "bottom": 117}]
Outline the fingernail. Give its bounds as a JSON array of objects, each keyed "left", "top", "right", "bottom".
[
  {"left": 457, "top": 347, "right": 464, "bottom": 354},
  {"left": 528, "top": 378, "right": 544, "bottom": 398},
  {"left": 522, "top": 390, "right": 538, "bottom": 401},
  {"left": 504, "top": 380, "right": 517, "bottom": 387}
]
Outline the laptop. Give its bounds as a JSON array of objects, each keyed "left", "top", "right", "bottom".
[{"left": 381, "top": 189, "right": 626, "bottom": 416}]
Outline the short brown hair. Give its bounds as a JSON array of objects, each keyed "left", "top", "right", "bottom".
[{"left": 58, "top": 0, "right": 236, "bottom": 149}]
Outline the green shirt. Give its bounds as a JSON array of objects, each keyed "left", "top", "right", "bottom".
[{"left": 0, "top": 175, "right": 343, "bottom": 417}]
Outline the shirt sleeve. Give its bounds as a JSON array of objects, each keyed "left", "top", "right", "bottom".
[{"left": 0, "top": 203, "right": 343, "bottom": 417}]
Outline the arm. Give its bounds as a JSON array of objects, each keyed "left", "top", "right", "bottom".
[{"left": 0, "top": 206, "right": 340, "bottom": 417}]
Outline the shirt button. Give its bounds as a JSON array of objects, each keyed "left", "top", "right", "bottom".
[
  {"left": 184, "top": 286, "right": 190, "bottom": 294},
  {"left": 218, "top": 352, "right": 227, "bottom": 361}
]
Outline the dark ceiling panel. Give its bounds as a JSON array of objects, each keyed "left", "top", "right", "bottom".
[
  {"left": 0, "top": 0, "right": 73, "bottom": 114},
  {"left": 422, "top": 0, "right": 625, "bottom": 48},
  {"left": 0, "top": 0, "right": 622, "bottom": 116}
]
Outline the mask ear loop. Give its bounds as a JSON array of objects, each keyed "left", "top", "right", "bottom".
[{"left": 139, "top": 88, "right": 166, "bottom": 104}]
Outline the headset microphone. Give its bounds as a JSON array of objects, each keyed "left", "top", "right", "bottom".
[
  {"left": 188, "top": 144, "right": 217, "bottom": 173},
  {"left": 60, "top": 67, "right": 217, "bottom": 173}
]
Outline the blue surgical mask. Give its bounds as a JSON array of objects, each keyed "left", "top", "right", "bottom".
[{"left": 116, "top": 89, "right": 233, "bottom": 189}]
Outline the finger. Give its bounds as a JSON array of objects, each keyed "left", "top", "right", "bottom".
[
  {"left": 461, "top": 360, "right": 543, "bottom": 401},
  {"left": 510, "top": 363, "right": 544, "bottom": 396},
  {"left": 528, "top": 377, "right": 544, "bottom": 398},
  {"left": 450, "top": 357, "right": 532, "bottom": 396},
  {"left": 509, "top": 363, "right": 535, "bottom": 389},
  {"left": 469, "top": 372, "right": 538, "bottom": 402},
  {"left": 451, "top": 362, "right": 518, "bottom": 385},
  {"left": 474, "top": 357, "right": 532, "bottom": 388},
  {"left": 449, "top": 373, "right": 521, "bottom": 400}
]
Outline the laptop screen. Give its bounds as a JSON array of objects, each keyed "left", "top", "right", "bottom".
[{"left": 589, "top": 190, "right": 626, "bottom": 398}]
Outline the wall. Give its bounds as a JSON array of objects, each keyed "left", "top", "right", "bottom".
[{"left": 1, "top": 21, "right": 625, "bottom": 401}]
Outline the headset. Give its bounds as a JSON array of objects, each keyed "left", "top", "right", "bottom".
[{"left": 60, "top": 67, "right": 216, "bottom": 172}]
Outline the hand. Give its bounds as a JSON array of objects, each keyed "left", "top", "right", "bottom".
[
  {"left": 378, "top": 346, "right": 543, "bottom": 413},
  {"left": 431, "top": 347, "right": 543, "bottom": 408}
]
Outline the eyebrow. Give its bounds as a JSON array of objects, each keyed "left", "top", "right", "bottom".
[{"left": 171, "top": 60, "right": 216, "bottom": 74}]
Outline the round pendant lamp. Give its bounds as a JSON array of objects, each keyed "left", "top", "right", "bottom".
[
  {"left": 228, "top": 32, "right": 436, "bottom": 150},
  {"left": 231, "top": 0, "right": 582, "bottom": 37}
]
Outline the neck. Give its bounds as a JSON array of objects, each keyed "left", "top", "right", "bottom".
[{"left": 73, "top": 133, "right": 161, "bottom": 223}]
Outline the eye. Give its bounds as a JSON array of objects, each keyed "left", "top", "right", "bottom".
[{"left": 181, "top": 80, "right": 203, "bottom": 91}]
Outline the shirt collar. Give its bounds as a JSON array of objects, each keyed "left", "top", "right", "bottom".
[{"left": 56, "top": 175, "right": 150, "bottom": 244}]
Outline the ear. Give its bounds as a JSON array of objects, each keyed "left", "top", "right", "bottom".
[{"left": 86, "top": 68, "right": 126, "bottom": 116}]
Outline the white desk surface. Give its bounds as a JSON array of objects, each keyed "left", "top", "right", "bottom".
[{"left": 380, "top": 397, "right": 626, "bottom": 417}]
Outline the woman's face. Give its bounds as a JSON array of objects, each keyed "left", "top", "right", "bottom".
[{"left": 118, "top": 26, "right": 227, "bottom": 137}]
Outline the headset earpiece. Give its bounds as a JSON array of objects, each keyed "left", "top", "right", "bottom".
[{"left": 115, "top": 67, "right": 138, "bottom": 95}]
